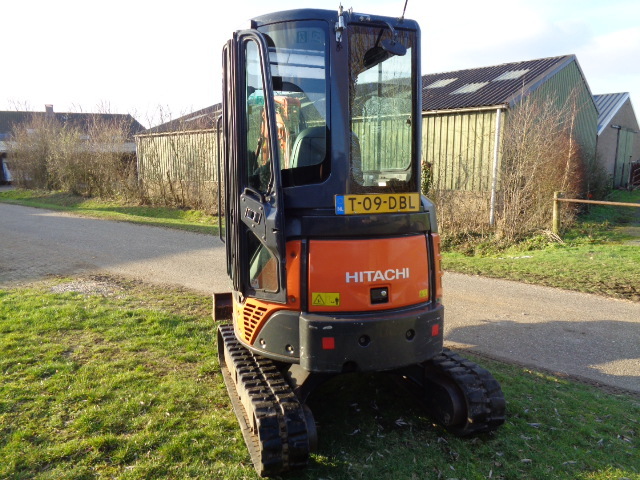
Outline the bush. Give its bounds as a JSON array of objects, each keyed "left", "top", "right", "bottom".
[
  {"left": 7, "top": 115, "right": 68, "bottom": 190},
  {"left": 7, "top": 113, "right": 142, "bottom": 203},
  {"left": 497, "top": 93, "right": 585, "bottom": 241},
  {"left": 429, "top": 91, "right": 609, "bottom": 248}
]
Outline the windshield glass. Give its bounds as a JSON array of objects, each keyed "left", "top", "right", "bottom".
[
  {"left": 258, "top": 21, "right": 330, "bottom": 187},
  {"left": 349, "top": 25, "right": 416, "bottom": 193}
]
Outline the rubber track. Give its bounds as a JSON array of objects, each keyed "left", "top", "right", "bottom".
[
  {"left": 424, "top": 347, "right": 506, "bottom": 435},
  {"left": 218, "top": 324, "right": 311, "bottom": 477}
]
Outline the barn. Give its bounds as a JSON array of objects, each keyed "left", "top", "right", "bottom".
[
  {"left": 593, "top": 93, "right": 639, "bottom": 188},
  {"left": 421, "top": 54, "right": 598, "bottom": 224},
  {"left": 135, "top": 55, "right": 602, "bottom": 222},
  {"left": 134, "top": 105, "right": 221, "bottom": 210}
]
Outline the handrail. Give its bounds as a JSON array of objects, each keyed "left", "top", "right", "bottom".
[{"left": 555, "top": 197, "right": 640, "bottom": 208}]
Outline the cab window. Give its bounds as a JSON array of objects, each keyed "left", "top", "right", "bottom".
[
  {"left": 349, "top": 25, "right": 416, "bottom": 193},
  {"left": 259, "top": 21, "right": 330, "bottom": 187}
]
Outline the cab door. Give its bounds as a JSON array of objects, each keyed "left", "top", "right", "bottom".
[{"left": 222, "top": 30, "right": 287, "bottom": 304}]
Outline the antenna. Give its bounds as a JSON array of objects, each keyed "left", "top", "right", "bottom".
[{"left": 400, "top": 0, "right": 409, "bottom": 21}]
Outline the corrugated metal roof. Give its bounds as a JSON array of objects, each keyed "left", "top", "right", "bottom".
[
  {"left": 422, "top": 55, "right": 578, "bottom": 111},
  {"left": 144, "top": 104, "right": 222, "bottom": 134},
  {"left": 593, "top": 92, "right": 630, "bottom": 135}
]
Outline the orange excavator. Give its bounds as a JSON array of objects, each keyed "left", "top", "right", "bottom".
[{"left": 215, "top": 6, "right": 505, "bottom": 476}]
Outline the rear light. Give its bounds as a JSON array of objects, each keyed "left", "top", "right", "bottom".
[{"left": 322, "top": 337, "right": 335, "bottom": 350}]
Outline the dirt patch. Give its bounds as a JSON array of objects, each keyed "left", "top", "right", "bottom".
[{"left": 49, "top": 275, "right": 125, "bottom": 297}]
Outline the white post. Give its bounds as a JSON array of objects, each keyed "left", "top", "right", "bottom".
[{"left": 489, "top": 108, "right": 503, "bottom": 226}]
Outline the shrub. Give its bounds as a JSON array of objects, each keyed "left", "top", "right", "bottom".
[{"left": 7, "top": 113, "right": 142, "bottom": 202}]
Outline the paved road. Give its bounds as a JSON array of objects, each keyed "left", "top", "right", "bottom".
[
  {"left": 1, "top": 202, "right": 639, "bottom": 394},
  {"left": 0, "top": 202, "right": 230, "bottom": 294}
]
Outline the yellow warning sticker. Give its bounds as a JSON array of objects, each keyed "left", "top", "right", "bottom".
[
  {"left": 419, "top": 289, "right": 429, "bottom": 298},
  {"left": 312, "top": 292, "right": 341, "bottom": 306}
]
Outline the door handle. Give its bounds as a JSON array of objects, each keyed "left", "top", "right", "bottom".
[{"left": 245, "top": 208, "right": 262, "bottom": 224}]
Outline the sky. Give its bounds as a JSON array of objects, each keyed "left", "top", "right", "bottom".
[{"left": 3, "top": 0, "right": 639, "bottom": 127}]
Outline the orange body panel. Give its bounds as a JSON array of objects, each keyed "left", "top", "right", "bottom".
[
  {"left": 235, "top": 235, "right": 437, "bottom": 342},
  {"left": 235, "top": 241, "right": 302, "bottom": 345},
  {"left": 308, "top": 235, "right": 430, "bottom": 312}
]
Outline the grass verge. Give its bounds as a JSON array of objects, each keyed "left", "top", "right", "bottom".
[
  {"left": 443, "top": 243, "right": 640, "bottom": 301},
  {"left": 1, "top": 276, "right": 638, "bottom": 480},
  {"left": 0, "top": 189, "right": 219, "bottom": 235},
  {"left": 442, "top": 190, "right": 640, "bottom": 302}
]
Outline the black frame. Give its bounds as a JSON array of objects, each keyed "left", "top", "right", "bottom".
[{"left": 222, "top": 30, "right": 288, "bottom": 304}]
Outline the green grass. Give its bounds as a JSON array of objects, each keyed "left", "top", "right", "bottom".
[
  {"left": 1, "top": 276, "right": 638, "bottom": 480},
  {"left": 0, "top": 189, "right": 220, "bottom": 235},
  {"left": 444, "top": 243, "right": 640, "bottom": 300},
  {"left": 442, "top": 190, "right": 640, "bottom": 301},
  {"left": 578, "top": 190, "right": 640, "bottom": 225}
]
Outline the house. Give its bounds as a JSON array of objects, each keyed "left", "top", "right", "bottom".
[
  {"left": 593, "top": 93, "right": 639, "bottom": 188},
  {"left": 0, "top": 105, "right": 145, "bottom": 184},
  {"left": 421, "top": 54, "right": 598, "bottom": 196},
  {"left": 0, "top": 131, "right": 11, "bottom": 184}
]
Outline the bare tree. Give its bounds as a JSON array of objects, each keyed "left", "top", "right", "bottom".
[
  {"left": 136, "top": 106, "right": 219, "bottom": 212},
  {"left": 426, "top": 89, "right": 605, "bottom": 245},
  {"left": 7, "top": 109, "right": 140, "bottom": 200},
  {"left": 497, "top": 91, "right": 586, "bottom": 240}
]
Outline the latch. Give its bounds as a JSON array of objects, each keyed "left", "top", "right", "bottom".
[{"left": 245, "top": 207, "right": 262, "bottom": 225}]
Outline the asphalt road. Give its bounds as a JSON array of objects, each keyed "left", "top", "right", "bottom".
[{"left": 1, "top": 202, "right": 638, "bottom": 394}]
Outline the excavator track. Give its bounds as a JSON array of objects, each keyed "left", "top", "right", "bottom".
[
  {"left": 421, "top": 348, "right": 506, "bottom": 435},
  {"left": 217, "top": 324, "right": 316, "bottom": 477}
]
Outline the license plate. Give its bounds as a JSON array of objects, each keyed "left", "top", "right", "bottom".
[{"left": 335, "top": 193, "right": 420, "bottom": 215}]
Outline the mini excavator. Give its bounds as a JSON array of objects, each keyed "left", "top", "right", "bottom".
[{"left": 214, "top": 6, "right": 505, "bottom": 476}]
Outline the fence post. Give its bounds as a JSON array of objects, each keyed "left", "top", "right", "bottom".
[{"left": 552, "top": 191, "right": 562, "bottom": 235}]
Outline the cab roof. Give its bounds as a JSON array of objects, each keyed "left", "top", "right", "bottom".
[{"left": 251, "top": 8, "right": 419, "bottom": 31}]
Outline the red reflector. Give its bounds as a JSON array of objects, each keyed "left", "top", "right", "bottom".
[
  {"left": 431, "top": 324, "right": 440, "bottom": 337},
  {"left": 322, "top": 337, "right": 335, "bottom": 350}
]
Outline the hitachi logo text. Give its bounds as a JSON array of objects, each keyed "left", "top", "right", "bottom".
[{"left": 345, "top": 268, "right": 410, "bottom": 283}]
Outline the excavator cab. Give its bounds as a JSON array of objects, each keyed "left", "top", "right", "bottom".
[{"left": 216, "top": 7, "right": 504, "bottom": 476}]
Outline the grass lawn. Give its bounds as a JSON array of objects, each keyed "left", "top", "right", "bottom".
[
  {"left": 442, "top": 190, "right": 640, "bottom": 301},
  {"left": 1, "top": 277, "right": 638, "bottom": 480},
  {"left": 444, "top": 242, "right": 640, "bottom": 300},
  {"left": 0, "top": 190, "right": 219, "bottom": 235}
]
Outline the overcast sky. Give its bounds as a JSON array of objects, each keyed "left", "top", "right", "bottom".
[{"left": 3, "top": 0, "right": 639, "bottom": 127}]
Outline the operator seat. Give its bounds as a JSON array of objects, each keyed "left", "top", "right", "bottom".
[{"left": 289, "top": 126, "right": 326, "bottom": 169}]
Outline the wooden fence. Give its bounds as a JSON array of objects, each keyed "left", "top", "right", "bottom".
[
  {"left": 135, "top": 129, "right": 219, "bottom": 209},
  {"left": 552, "top": 191, "right": 640, "bottom": 234}
]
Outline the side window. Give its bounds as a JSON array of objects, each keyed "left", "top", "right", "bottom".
[
  {"left": 259, "top": 21, "right": 330, "bottom": 187},
  {"left": 245, "top": 40, "right": 272, "bottom": 194},
  {"left": 243, "top": 38, "right": 279, "bottom": 294},
  {"left": 247, "top": 233, "right": 278, "bottom": 292}
]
